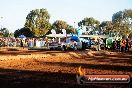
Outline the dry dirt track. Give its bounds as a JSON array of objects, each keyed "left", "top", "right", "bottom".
[{"left": 0, "top": 47, "right": 131, "bottom": 88}]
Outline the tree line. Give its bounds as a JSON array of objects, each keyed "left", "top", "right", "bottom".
[
  {"left": 78, "top": 9, "right": 132, "bottom": 37},
  {"left": 1, "top": 8, "right": 132, "bottom": 38}
]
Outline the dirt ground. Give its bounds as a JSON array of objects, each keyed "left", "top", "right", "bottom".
[{"left": 0, "top": 47, "right": 131, "bottom": 88}]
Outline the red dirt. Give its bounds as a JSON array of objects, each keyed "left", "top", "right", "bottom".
[{"left": 0, "top": 48, "right": 131, "bottom": 88}]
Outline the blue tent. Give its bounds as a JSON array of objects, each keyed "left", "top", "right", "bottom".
[
  {"left": 18, "top": 35, "right": 26, "bottom": 38},
  {"left": 70, "top": 36, "right": 79, "bottom": 41}
]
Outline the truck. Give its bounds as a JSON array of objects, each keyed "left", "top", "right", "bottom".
[{"left": 48, "top": 35, "right": 87, "bottom": 51}]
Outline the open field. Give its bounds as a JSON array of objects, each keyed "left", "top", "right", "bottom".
[{"left": 0, "top": 47, "right": 131, "bottom": 88}]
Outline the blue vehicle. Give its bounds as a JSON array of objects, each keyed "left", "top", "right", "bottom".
[{"left": 71, "top": 36, "right": 94, "bottom": 49}]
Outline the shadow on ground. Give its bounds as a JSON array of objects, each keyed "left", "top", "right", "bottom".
[
  {"left": 67, "top": 50, "right": 132, "bottom": 64},
  {"left": 33, "top": 59, "right": 132, "bottom": 72},
  {"left": 0, "top": 68, "right": 131, "bottom": 88}
]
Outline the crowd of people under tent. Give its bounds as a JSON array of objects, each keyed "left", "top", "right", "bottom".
[{"left": 0, "top": 37, "right": 48, "bottom": 48}]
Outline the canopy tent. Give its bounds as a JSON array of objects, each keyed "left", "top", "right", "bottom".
[
  {"left": 70, "top": 36, "right": 79, "bottom": 41},
  {"left": 18, "top": 35, "right": 26, "bottom": 38}
]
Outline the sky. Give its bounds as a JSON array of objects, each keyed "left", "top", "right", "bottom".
[{"left": 0, "top": 0, "right": 131, "bottom": 32}]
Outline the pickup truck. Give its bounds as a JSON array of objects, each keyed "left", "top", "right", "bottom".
[{"left": 48, "top": 36, "right": 84, "bottom": 51}]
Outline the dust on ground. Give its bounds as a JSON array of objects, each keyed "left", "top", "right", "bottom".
[{"left": 0, "top": 47, "right": 131, "bottom": 88}]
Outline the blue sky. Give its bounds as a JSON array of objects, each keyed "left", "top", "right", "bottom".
[{"left": 0, "top": 0, "right": 131, "bottom": 32}]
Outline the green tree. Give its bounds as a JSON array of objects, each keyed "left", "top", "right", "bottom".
[
  {"left": 0, "top": 28, "right": 9, "bottom": 37},
  {"left": 8, "top": 32, "right": 14, "bottom": 37},
  {"left": 128, "top": 32, "right": 132, "bottom": 39},
  {"left": 14, "top": 27, "right": 33, "bottom": 38},
  {"left": 52, "top": 20, "right": 75, "bottom": 34},
  {"left": 79, "top": 17, "right": 100, "bottom": 26},
  {"left": 25, "top": 8, "right": 51, "bottom": 37},
  {"left": 112, "top": 9, "right": 132, "bottom": 36},
  {"left": 67, "top": 25, "right": 75, "bottom": 34},
  {"left": 99, "top": 21, "right": 113, "bottom": 35},
  {"left": 14, "top": 30, "right": 20, "bottom": 38},
  {"left": 78, "top": 17, "right": 100, "bottom": 34}
]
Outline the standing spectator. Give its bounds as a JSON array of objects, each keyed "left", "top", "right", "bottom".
[
  {"left": 121, "top": 39, "right": 126, "bottom": 52},
  {"left": 116, "top": 40, "right": 121, "bottom": 52},
  {"left": 112, "top": 41, "right": 116, "bottom": 51},
  {"left": 125, "top": 39, "right": 129, "bottom": 52},
  {"left": 20, "top": 39, "right": 24, "bottom": 48},
  {"left": 96, "top": 37, "right": 101, "bottom": 51}
]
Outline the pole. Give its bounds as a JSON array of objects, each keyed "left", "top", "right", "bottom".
[{"left": 74, "top": 22, "right": 75, "bottom": 34}]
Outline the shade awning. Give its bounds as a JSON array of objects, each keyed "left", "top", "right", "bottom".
[{"left": 18, "top": 35, "right": 26, "bottom": 38}]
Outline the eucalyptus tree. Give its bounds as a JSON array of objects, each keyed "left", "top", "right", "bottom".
[
  {"left": 52, "top": 20, "right": 75, "bottom": 34},
  {"left": 112, "top": 9, "right": 132, "bottom": 36},
  {"left": 78, "top": 17, "right": 100, "bottom": 35},
  {"left": 25, "top": 8, "right": 51, "bottom": 37},
  {"left": 0, "top": 28, "right": 9, "bottom": 37},
  {"left": 14, "top": 27, "right": 33, "bottom": 38}
]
